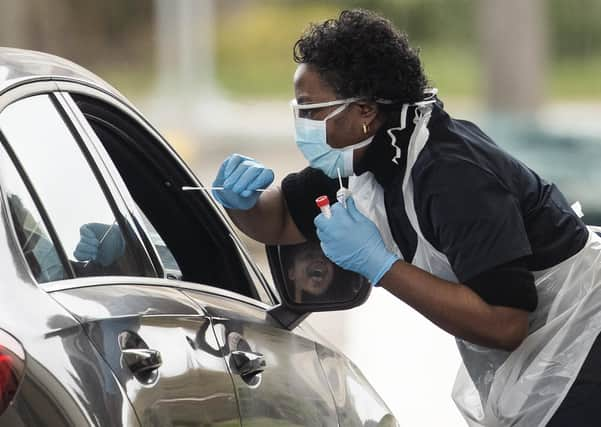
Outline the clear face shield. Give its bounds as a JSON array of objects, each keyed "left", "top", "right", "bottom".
[{"left": 290, "top": 97, "right": 361, "bottom": 120}]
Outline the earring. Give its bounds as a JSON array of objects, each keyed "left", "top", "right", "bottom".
[{"left": 362, "top": 123, "right": 369, "bottom": 134}]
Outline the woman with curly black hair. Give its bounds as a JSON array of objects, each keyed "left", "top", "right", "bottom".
[{"left": 212, "top": 9, "right": 601, "bottom": 426}]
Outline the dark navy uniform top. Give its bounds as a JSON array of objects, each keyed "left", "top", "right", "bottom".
[{"left": 282, "top": 101, "right": 589, "bottom": 312}]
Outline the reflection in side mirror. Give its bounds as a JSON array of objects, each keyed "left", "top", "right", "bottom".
[
  {"left": 280, "top": 240, "right": 364, "bottom": 305},
  {"left": 267, "top": 240, "right": 371, "bottom": 328}
]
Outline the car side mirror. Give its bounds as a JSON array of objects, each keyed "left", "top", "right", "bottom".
[{"left": 266, "top": 240, "right": 371, "bottom": 329}]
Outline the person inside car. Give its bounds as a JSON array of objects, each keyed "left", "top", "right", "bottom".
[{"left": 283, "top": 240, "right": 335, "bottom": 303}]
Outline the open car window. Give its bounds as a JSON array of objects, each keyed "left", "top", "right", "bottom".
[{"left": 70, "top": 93, "right": 264, "bottom": 301}]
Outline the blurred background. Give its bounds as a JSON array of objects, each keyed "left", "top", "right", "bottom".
[{"left": 1, "top": 0, "right": 600, "bottom": 425}]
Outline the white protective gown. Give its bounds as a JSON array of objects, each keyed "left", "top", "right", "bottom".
[{"left": 350, "top": 102, "right": 601, "bottom": 426}]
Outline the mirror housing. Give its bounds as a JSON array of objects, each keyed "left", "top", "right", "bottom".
[{"left": 266, "top": 240, "right": 371, "bottom": 329}]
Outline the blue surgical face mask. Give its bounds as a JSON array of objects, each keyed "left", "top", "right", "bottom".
[{"left": 291, "top": 98, "right": 373, "bottom": 178}]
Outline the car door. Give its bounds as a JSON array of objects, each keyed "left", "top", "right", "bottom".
[
  {"left": 50, "top": 282, "right": 241, "bottom": 427},
  {"left": 0, "top": 92, "right": 241, "bottom": 426},
  {"left": 61, "top": 87, "right": 341, "bottom": 426},
  {"left": 183, "top": 289, "right": 339, "bottom": 426}
]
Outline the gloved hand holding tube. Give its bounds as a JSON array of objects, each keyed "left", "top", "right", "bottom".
[
  {"left": 314, "top": 197, "right": 399, "bottom": 285},
  {"left": 212, "top": 154, "right": 274, "bottom": 210}
]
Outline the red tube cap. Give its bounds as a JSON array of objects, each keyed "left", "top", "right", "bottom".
[{"left": 315, "top": 195, "right": 330, "bottom": 208}]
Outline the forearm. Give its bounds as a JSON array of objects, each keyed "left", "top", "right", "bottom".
[
  {"left": 225, "top": 186, "right": 305, "bottom": 245},
  {"left": 379, "top": 261, "right": 529, "bottom": 351}
]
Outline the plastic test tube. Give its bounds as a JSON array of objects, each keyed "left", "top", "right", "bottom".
[{"left": 315, "top": 195, "right": 332, "bottom": 219}]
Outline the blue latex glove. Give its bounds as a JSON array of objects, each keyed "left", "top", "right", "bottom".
[
  {"left": 74, "top": 222, "right": 125, "bottom": 267},
  {"left": 212, "top": 154, "right": 274, "bottom": 210},
  {"left": 314, "top": 197, "right": 399, "bottom": 285}
]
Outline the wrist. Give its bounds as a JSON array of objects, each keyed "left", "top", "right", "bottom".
[
  {"left": 367, "top": 251, "right": 399, "bottom": 286},
  {"left": 214, "top": 191, "right": 260, "bottom": 210}
]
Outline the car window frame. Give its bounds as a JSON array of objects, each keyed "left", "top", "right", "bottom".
[
  {"left": 54, "top": 83, "right": 279, "bottom": 306},
  {"left": 72, "top": 98, "right": 260, "bottom": 296},
  {"left": 66, "top": 92, "right": 262, "bottom": 298},
  {"left": 0, "top": 88, "right": 160, "bottom": 287},
  {"left": 55, "top": 92, "right": 166, "bottom": 278}
]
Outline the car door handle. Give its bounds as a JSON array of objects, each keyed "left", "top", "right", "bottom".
[
  {"left": 231, "top": 350, "right": 266, "bottom": 377},
  {"left": 122, "top": 348, "right": 162, "bottom": 375}
]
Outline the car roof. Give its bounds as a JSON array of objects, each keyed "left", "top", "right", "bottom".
[{"left": 0, "top": 47, "right": 124, "bottom": 100}]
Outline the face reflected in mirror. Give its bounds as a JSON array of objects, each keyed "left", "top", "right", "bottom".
[
  {"left": 286, "top": 243, "right": 335, "bottom": 302},
  {"left": 280, "top": 240, "right": 365, "bottom": 305}
]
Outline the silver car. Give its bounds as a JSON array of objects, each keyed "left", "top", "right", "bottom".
[{"left": 0, "top": 48, "right": 397, "bottom": 427}]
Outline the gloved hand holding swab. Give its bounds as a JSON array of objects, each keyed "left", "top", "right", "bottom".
[{"left": 208, "top": 154, "right": 274, "bottom": 210}]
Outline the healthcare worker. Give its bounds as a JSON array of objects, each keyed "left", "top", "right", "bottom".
[{"left": 211, "top": 9, "right": 601, "bottom": 426}]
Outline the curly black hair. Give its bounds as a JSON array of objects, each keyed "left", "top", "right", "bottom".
[{"left": 294, "top": 9, "right": 428, "bottom": 105}]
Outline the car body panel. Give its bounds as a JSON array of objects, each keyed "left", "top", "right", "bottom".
[
  {"left": 316, "top": 345, "right": 396, "bottom": 427},
  {"left": 0, "top": 130, "right": 140, "bottom": 425},
  {"left": 183, "top": 290, "right": 340, "bottom": 426},
  {"left": 51, "top": 284, "right": 241, "bottom": 426},
  {"left": 2, "top": 327, "right": 140, "bottom": 427},
  {"left": 0, "top": 47, "right": 125, "bottom": 102}
]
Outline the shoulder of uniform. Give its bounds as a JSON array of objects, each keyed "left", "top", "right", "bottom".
[{"left": 413, "top": 154, "right": 502, "bottom": 194}]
